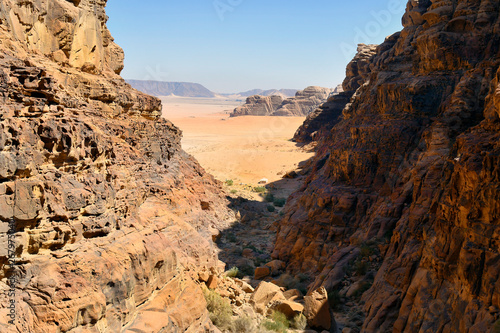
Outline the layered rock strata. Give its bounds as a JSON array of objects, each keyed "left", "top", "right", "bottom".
[
  {"left": 0, "top": 0, "right": 234, "bottom": 332},
  {"left": 230, "top": 86, "right": 333, "bottom": 117},
  {"left": 274, "top": 1, "right": 500, "bottom": 332}
]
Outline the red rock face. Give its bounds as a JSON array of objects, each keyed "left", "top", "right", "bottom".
[
  {"left": 274, "top": 0, "right": 500, "bottom": 331},
  {"left": 0, "top": 1, "right": 234, "bottom": 332}
]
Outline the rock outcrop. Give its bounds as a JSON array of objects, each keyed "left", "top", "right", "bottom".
[
  {"left": 0, "top": 1, "right": 234, "bottom": 332},
  {"left": 294, "top": 44, "right": 377, "bottom": 143},
  {"left": 230, "top": 86, "right": 334, "bottom": 117},
  {"left": 274, "top": 1, "right": 500, "bottom": 332},
  {"left": 230, "top": 95, "right": 284, "bottom": 117}
]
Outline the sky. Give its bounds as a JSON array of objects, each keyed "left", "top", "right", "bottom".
[{"left": 106, "top": 0, "right": 406, "bottom": 94}]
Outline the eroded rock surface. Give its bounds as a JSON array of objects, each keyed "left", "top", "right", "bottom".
[
  {"left": 230, "top": 86, "right": 334, "bottom": 117},
  {"left": 0, "top": 1, "right": 234, "bottom": 332},
  {"left": 274, "top": 1, "right": 500, "bottom": 332}
]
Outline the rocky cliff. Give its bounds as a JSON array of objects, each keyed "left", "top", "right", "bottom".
[
  {"left": 0, "top": 1, "right": 234, "bottom": 332},
  {"left": 230, "top": 86, "right": 334, "bottom": 117},
  {"left": 274, "top": 1, "right": 500, "bottom": 332}
]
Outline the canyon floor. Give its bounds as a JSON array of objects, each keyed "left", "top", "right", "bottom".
[{"left": 162, "top": 96, "right": 315, "bottom": 200}]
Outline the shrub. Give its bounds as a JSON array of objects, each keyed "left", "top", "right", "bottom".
[
  {"left": 203, "top": 289, "right": 233, "bottom": 329},
  {"left": 273, "top": 198, "right": 287, "bottom": 207},
  {"left": 354, "top": 260, "right": 369, "bottom": 276},
  {"left": 226, "top": 179, "right": 234, "bottom": 186},
  {"left": 253, "top": 186, "right": 266, "bottom": 193},
  {"left": 352, "top": 281, "right": 372, "bottom": 298},
  {"left": 226, "top": 233, "right": 237, "bottom": 243},
  {"left": 360, "top": 243, "right": 375, "bottom": 258},
  {"left": 231, "top": 189, "right": 238, "bottom": 194},
  {"left": 264, "top": 193, "right": 275, "bottom": 202},
  {"left": 232, "top": 315, "right": 256, "bottom": 333},
  {"left": 291, "top": 313, "right": 307, "bottom": 330},
  {"left": 493, "top": 319, "right": 500, "bottom": 333},
  {"left": 328, "top": 289, "right": 342, "bottom": 311},
  {"left": 267, "top": 204, "right": 275, "bottom": 212},
  {"left": 261, "top": 311, "right": 289, "bottom": 333},
  {"left": 226, "top": 267, "right": 239, "bottom": 278}
]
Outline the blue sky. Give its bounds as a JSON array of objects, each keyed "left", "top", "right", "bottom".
[{"left": 106, "top": 0, "right": 406, "bottom": 93}]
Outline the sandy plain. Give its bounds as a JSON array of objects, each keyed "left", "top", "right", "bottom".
[{"left": 161, "top": 96, "right": 314, "bottom": 197}]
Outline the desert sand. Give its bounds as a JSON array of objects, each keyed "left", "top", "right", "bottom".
[{"left": 161, "top": 96, "right": 314, "bottom": 190}]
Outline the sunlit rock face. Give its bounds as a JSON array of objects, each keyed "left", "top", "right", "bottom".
[
  {"left": 0, "top": 1, "right": 235, "bottom": 332},
  {"left": 274, "top": 0, "right": 500, "bottom": 331}
]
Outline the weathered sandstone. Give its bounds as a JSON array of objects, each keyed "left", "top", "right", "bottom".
[
  {"left": 274, "top": 1, "right": 500, "bottom": 332},
  {"left": 0, "top": 0, "right": 234, "bottom": 332}
]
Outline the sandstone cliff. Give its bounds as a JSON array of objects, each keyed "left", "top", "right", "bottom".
[
  {"left": 0, "top": 1, "right": 234, "bottom": 332},
  {"left": 230, "top": 86, "right": 334, "bottom": 117},
  {"left": 274, "top": 1, "right": 500, "bottom": 332}
]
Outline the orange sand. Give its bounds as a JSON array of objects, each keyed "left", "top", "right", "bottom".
[{"left": 161, "top": 96, "right": 314, "bottom": 186}]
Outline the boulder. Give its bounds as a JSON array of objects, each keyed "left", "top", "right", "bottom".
[
  {"left": 304, "top": 287, "right": 331, "bottom": 330},
  {"left": 254, "top": 266, "right": 271, "bottom": 280},
  {"left": 250, "top": 281, "right": 286, "bottom": 314}
]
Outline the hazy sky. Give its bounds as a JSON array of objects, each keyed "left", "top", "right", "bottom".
[{"left": 106, "top": 0, "right": 406, "bottom": 93}]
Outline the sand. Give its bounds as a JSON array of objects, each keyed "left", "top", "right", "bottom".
[{"left": 161, "top": 96, "right": 314, "bottom": 197}]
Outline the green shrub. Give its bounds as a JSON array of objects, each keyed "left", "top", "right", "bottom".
[
  {"left": 231, "top": 189, "right": 238, "bottom": 194},
  {"left": 264, "top": 193, "right": 275, "bottom": 202},
  {"left": 226, "top": 233, "right": 237, "bottom": 243},
  {"left": 267, "top": 204, "right": 275, "bottom": 212},
  {"left": 291, "top": 313, "right": 307, "bottom": 330},
  {"left": 273, "top": 198, "right": 287, "bottom": 207},
  {"left": 253, "top": 186, "right": 266, "bottom": 193},
  {"left": 226, "top": 179, "right": 234, "bottom": 186},
  {"left": 261, "top": 311, "right": 289, "bottom": 333},
  {"left": 226, "top": 267, "right": 239, "bottom": 278},
  {"left": 203, "top": 289, "right": 233, "bottom": 329}
]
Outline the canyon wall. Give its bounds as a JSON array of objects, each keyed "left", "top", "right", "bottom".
[
  {"left": 274, "top": 0, "right": 500, "bottom": 332},
  {"left": 0, "top": 0, "right": 233, "bottom": 332}
]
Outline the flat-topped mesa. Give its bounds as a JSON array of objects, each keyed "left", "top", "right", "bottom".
[
  {"left": 230, "top": 86, "right": 334, "bottom": 117},
  {"left": 0, "top": 1, "right": 234, "bottom": 332},
  {"left": 274, "top": 1, "right": 500, "bottom": 332}
]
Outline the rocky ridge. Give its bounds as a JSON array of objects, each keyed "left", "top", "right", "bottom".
[
  {"left": 274, "top": 1, "right": 500, "bottom": 332},
  {"left": 0, "top": 0, "right": 235, "bottom": 332},
  {"left": 231, "top": 86, "right": 334, "bottom": 117}
]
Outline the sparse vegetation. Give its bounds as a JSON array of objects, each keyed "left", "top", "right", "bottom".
[
  {"left": 328, "top": 289, "right": 342, "bottom": 311},
  {"left": 273, "top": 197, "right": 286, "bottom": 207},
  {"left": 226, "top": 179, "right": 234, "bottom": 186},
  {"left": 493, "top": 319, "right": 500, "bottom": 333},
  {"left": 360, "top": 243, "right": 375, "bottom": 258},
  {"left": 230, "top": 189, "right": 238, "bottom": 194},
  {"left": 261, "top": 311, "right": 289, "bottom": 333},
  {"left": 267, "top": 204, "right": 275, "bottom": 212},
  {"left": 276, "top": 273, "right": 308, "bottom": 295},
  {"left": 203, "top": 289, "right": 233, "bottom": 330},
  {"left": 354, "top": 260, "right": 369, "bottom": 276},
  {"left": 264, "top": 193, "right": 275, "bottom": 202},
  {"left": 291, "top": 313, "right": 307, "bottom": 330},
  {"left": 352, "top": 281, "right": 372, "bottom": 298},
  {"left": 253, "top": 186, "right": 267, "bottom": 193},
  {"left": 232, "top": 315, "right": 256, "bottom": 333},
  {"left": 226, "top": 266, "right": 239, "bottom": 278},
  {"left": 226, "top": 233, "right": 237, "bottom": 243}
]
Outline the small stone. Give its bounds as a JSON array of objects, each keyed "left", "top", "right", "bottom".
[{"left": 206, "top": 275, "right": 219, "bottom": 289}]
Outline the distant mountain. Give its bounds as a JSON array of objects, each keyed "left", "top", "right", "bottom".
[
  {"left": 127, "top": 80, "right": 216, "bottom": 98},
  {"left": 237, "top": 89, "right": 298, "bottom": 98}
]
